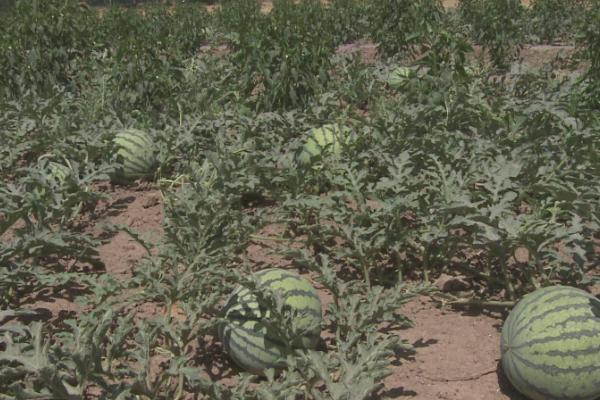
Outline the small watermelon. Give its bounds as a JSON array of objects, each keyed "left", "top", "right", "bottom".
[
  {"left": 500, "top": 285, "right": 600, "bottom": 400},
  {"left": 111, "top": 128, "right": 157, "bottom": 184},
  {"left": 219, "top": 268, "right": 322, "bottom": 375},
  {"left": 47, "top": 161, "right": 72, "bottom": 184},
  {"left": 387, "top": 66, "right": 414, "bottom": 89},
  {"left": 296, "top": 124, "right": 348, "bottom": 166}
]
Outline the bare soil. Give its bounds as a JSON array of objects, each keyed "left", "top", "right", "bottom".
[{"left": 387, "top": 298, "right": 526, "bottom": 400}]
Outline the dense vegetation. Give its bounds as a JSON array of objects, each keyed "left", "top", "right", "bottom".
[{"left": 1, "top": 0, "right": 598, "bottom": 398}]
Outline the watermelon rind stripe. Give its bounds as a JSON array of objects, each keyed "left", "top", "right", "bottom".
[
  {"left": 114, "top": 134, "right": 152, "bottom": 148},
  {"left": 512, "top": 302, "right": 597, "bottom": 343},
  {"left": 227, "top": 305, "right": 322, "bottom": 320},
  {"left": 506, "top": 355, "right": 549, "bottom": 400},
  {"left": 543, "top": 343, "right": 600, "bottom": 358},
  {"left": 115, "top": 139, "right": 154, "bottom": 159},
  {"left": 116, "top": 129, "right": 154, "bottom": 145},
  {"left": 224, "top": 319, "right": 318, "bottom": 350},
  {"left": 114, "top": 136, "right": 154, "bottom": 153},
  {"left": 511, "top": 348, "right": 600, "bottom": 375},
  {"left": 117, "top": 153, "right": 153, "bottom": 171},
  {"left": 502, "top": 287, "right": 556, "bottom": 339},
  {"left": 507, "top": 286, "right": 587, "bottom": 340},
  {"left": 514, "top": 327, "right": 600, "bottom": 350},
  {"left": 511, "top": 352, "right": 600, "bottom": 400},
  {"left": 222, "top": 324, "right": 287, "bottom": 366},
  {"left": 221, "top": 329, "right": 283, "bottom": 371},
  {"left": 227, "top": 324, "right": 287, "bottom": 355},
  {"left": 541, "top": 313, "right": 600, "bottom": 331},
  {"left": 509, "top": 286, "right": 567, "bottom": 321},
  {"left": 514, "top": 287, "right": 579, "bottom": 322},
  {"left": 508, "top": 356, "right": 564, "bottom": 400}
]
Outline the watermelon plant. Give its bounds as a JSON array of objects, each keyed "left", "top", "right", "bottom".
[
  {"left": 367, "top": 0, "right": 443, "bottom": 58},
  {"left": 501, "top": 285, "right": 600, "bottom": 400},
  {"left": 527, "top": 0, "right": 590, "bottom": 44},
  {"left": 458, "top": 0, "right": 525, "bottom": 71},
  {"left": 1, "top": 0, "right": 600, "bottom": 398}
]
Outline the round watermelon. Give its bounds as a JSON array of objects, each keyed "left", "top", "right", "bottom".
[
  {"left": 296, "top": 124, "right": 348, "bottom": 166},
  {"left": 111, "top": 128, "right": 157, "bottom": 184},
  {"left": 387, "top": 66, "right": 414, "bottom": 89},
  {"left": 219, "top": 268, "right": 322, "bottom": 375},
  {"left": 500, "top": 285, "right": 600, "bottom": 400}
]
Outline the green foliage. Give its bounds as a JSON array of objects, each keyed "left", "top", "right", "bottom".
[
  {"left": 368, "top": 0, "right": 443, "bottom": 58},
  {"left": 527, "top": 0, "right": 590, "bottom": 44},
  {"left": 579, "top": 2, "right": 600, "bottom": 109},
  {"left": 0, "top": 0, "right": 98, "bottom": 97},
  {"left": 326, "top": 0, "right": 370, "bottom": 45},
  {"left": 222, "top": 0, "right": 336, "bottom": 111},
  {"left": 91, "top": 4, "right": 210, "bottom": 117},
  {"left": 458, "top": 0, "right": 526, "bottom": 70},
  {"left": 0, "top": 159, "right": 107, "bottom": 309}
]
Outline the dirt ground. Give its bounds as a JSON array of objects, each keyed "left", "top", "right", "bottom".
[
  {"left": 388, "top": 299, "right": 526, "bottom": 400},
  {"left": 20, "top": 181, "right": 596, "bottom": 399}
]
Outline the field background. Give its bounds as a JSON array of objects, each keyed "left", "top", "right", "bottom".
[{"left": 1, "top": 0, "right": 599, "bottom": 399}]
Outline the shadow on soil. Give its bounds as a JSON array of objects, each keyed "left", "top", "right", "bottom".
[
  {"left": 379, "top": 387, "right": 418, "bottom": 398},
  {"left": 194, "top": 336, "right": 239, "bottom": 382},
  {"left": 496, "top": 360, "right": 528, "bottom": 400},
  {"left": 98, "top": 195, "right": 136, "bottom": 218},
  {"left": 378, "top": 337, "right": 437, "bottom": 398}
]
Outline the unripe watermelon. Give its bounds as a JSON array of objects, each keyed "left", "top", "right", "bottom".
[
  {"left": 47, "top": 161, "right": 72, "bottom": 184},
  {"left": 296, "top": 124, "right": 348, "bottom": 166},
  {"left": 501, "top": 285, "right": 600, "bottom": 400},
  {"left": 219, "top": 268, "right": 322, "bottom": 375},
  {"left": 388, "top": 66, "right": 414, "bottom": 89},
  {"left": 111, "top": 128, "right": 157, "bottom": 183}
]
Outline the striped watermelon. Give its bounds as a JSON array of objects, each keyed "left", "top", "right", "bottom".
[
  {"left": 388, "top": 66, "right": 414, "bottom": 89},
  {"left": 111, "top": 128, "right": 157, "bottom": 183},
  {"left": 219, "top": 268, "right": 322, "bottom": 375},
  {"left": 47, "top": 161, "right": 72, "bottom": 184},
  {"left": 296, "top": 124, "right": 348, "bottom": 166},
  {"left": 500, "top": 285, "right": 600, "bottom": 400}
]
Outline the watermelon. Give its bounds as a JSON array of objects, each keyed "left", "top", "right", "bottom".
[
  {"left": 47, "top": 161, "right": 72, "bottom": 184},
  {"left": 387, "top": 66, "right": 414, "bottom": 89},
  {"left": 500, "top": 285, "right": 600, "bottom": 400},
  {"left": 219, "top": 268, "right": 322, "bottom": 375},
  {"left": 296, "top": 123, "right": 348, "bottom": 166},
  {"left": 111, "top": 128, "right": 157, "bottom": 183}
]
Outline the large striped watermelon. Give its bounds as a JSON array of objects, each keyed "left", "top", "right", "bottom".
[
  {"left": 111, "top": 128, "right": 157, "bottom": 183},
  {"left": 500, "top": 285, "right": 600, "bottom": 400},
  {"left": 219, "top": 268, "right": 322, "bottom": 375}
]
